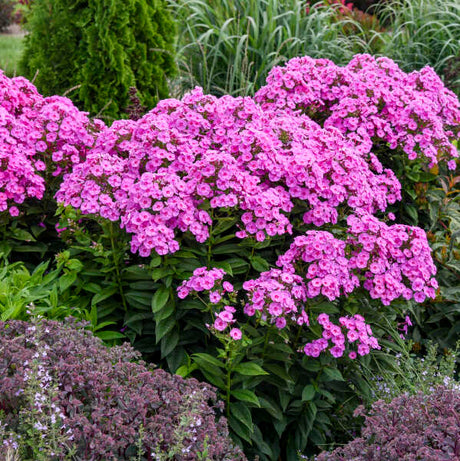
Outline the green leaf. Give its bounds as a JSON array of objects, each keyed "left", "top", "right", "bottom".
[
  {"left": 192, "top": 352, "right": 225, "bottom": 370},
  {"left": 92, "top": 286, "right": 118, "bottom": 305},
  {"left": 211, "top": 260, "right": 233, "bottom": 276},
  {"left": 322, "top": 368, "right": 344, "bottom": 382},
  {"left": 230, "top": 401, "right": 253, "bottom": 431},
  {"left": 234, "top": 362, "right": 268, "bottom": 376},
  {"left": 161, "top": 328, "right": 179, "bottom": 358},
  {"left": 96, "top": 331, "right": 125, "bottom": 341},
  {"left": 125, "top": 291, "right": 152, "bottom": 308},
  {"left": 11, "top": 229, "right": 36, "bottom": 242},
  {"left": 231, "top": 389, "right": 260, "bottom": 406},
  {"left": 150, "top": 256, "right": 162, "bottom": 267},
  {"left": 258, "top": 396, "right": 283, "bottom": 421},
  {"left": 175, "top": 363, "right": 198, "bottom": 378},
  {"left": 151, "top": 267, "right": 174, "bottom": 281},
  {"left": 65, "top": 259, "right": 83, "bottom": 271},
  {"left": 83, "top": 282, "right": 102, "bottom": 294},
  {"left": 301, "top": 384, "right": 316, "bottom": 402},
  {"left": 212, "top": 217, "right": 238, "bottom": 235},
  {"left": 200, "top": 369, "right": 226, "bottom": 390},
  {"left": 155, "top": 315, "right": 176, "bottom": 343},
  {"left": 151, "top": 286, "right": 170, "bottom": 313},
  {"left": 228, "top": 415, "right": 252, "bottom": 443},
  {"left": 249, "top": 256, "right": 269, "bottom": 272},
  {"left": 59, "top": 272, "right": 77, "bottom": 292}
]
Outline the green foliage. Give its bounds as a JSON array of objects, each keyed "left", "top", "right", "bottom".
[
  {"left": 52, "top": 203, "right": 412, "bottom": 460},
  {"left": 378, "top": 0, "right": 460, "bottom": 95},
  {"left": 170, "top": 0, "right": 378, "bottom": 97},
  {"left": 0, "top": 258, "right": 81, "bottom": 321},
  {"left": 364, "top": 340, "right": 460, "bottom": 402},
  {"left": 20, "top": 0, "right": 177, "bottom": 119}
]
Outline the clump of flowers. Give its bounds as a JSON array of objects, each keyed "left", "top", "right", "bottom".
[
  {"left": 0, "top": 71, "right": 102, "bottom": 216},
  {"left": 347, "top": 213, "right": 438, "bottom": 305},
  {"left": 314, "top": 386, "right": 460, "bottom": 460},
  {"left": 242, "top": 268, "right": 309, "bottom": 329},
  {"left": 57, "top": 87, "right": 402, "bottom": 256},
  {"left": 177, "top": 267, "right": 240, "bottom": 336},
  {"left": 303, "top": 313, "right": 380, "bottom": 359},
  {"left": 255, "top": 54, "right": 460, "bottom": 167},
  {"left": 0, "top": 318, "right": 245, "bottom": 460},
  {"left": 276, "top": 231, "right": 360, "bottom": 301}
]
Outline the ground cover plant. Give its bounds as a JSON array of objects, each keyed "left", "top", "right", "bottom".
[
  {"left": 0, "top": 49, "right": 459, "bottom": 459},
  {"left": 0, "top": 314, "right": 244, "bottom": 460},
  {"left": 313, "top": 386, "right": 460, "bottom": 460}
]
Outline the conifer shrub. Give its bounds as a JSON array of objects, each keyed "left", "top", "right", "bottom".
[
  {"left": 19, "top": 0, "right": 176, "bottom": 120},
  {"left": 0, "top": 318, "right": 245, "bottom": 460}
]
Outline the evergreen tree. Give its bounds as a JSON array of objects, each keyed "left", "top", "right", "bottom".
[{"left": 20, "top": 0, "right": 176, "bottom": 119}]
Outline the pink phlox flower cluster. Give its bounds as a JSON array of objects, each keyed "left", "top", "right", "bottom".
[
  {"left": 177, "top": 267, "right": 240, "bottom": 337},
  {"left": 242, "top": 268, "right": 309, "bottom": 329},
  {"left": 303, "top": 313, "right": 380, "bottom": 358},
  {"left": 58, "top": 90, "right": 297, "bottom": 255},
  {"left": 276, "top": 231, "right": 360, "bottom": 301},
  {"left": 239, "top": 113, "right": 401, "bottom": 227},
  {"left": 58, "top": 86, "right": 404, "bottom": 256},
  {"left": 255, "top": 54, "right": 460, "bottom": 167},
  {"left": 0, "top": 71, "right": 102, "bottom": 215},
  {"left": 347, "top": 214, "right": 438, "bottom": 305}
]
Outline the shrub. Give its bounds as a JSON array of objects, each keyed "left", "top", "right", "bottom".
[
  {"left": 0, "top": 0, "right": 14, "bottom": 32},
  {"left": 0, "top": 316, "right": 245, "bottom": 460},
  {"left": 314, "top": 386, "right": 460, "bottom": 460},
  {"left": 20, "top": 0, "right": 176, "bottom": 119}
]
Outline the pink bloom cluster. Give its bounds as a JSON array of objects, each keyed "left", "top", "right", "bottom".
[
  {"left": 347, "top": 214, "right": 438, "bottom": 305},
  {"left": 303, "top": 313, "right": 380, "bottom": 358},
  {"left": 0, "top": 71, "right": 101, "bottom": 215},
  {"left": 177, "top": 267, "right": 241, "bottom": 338},
  {"left": 255, "top": 54, "right": 460, "bottom": 167},
  {"left": 276, "top": 231, "right": 360, "bottom": 301},
  {"left": 242, "top": 268, "right": 309, "bottom": 329},
  {"left": 58, "top": 87, "right": 402, "bottom": 255}
]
